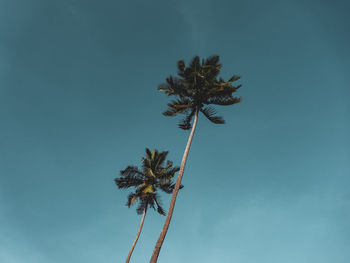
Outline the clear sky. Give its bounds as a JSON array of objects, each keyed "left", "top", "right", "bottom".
[{"left": 0, "top": 0, "right": 349, "bottom": 262}]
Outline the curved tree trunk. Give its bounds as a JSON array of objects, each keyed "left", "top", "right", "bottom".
[
  {"left": 150, "top": 110, "right": 199, "bottom": 263},
  {"left": 125, "top": 207, "right": 147, "bottom": 263}
]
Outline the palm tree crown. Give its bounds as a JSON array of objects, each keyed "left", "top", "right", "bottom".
[
  {"left": 159, "top": 55, "right": 242, "bottom": 129},
  {"left": 115, "top": 148, "right": 180, "bottom": 215}
]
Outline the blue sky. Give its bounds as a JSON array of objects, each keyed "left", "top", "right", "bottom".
[{"left": 0, "top": 0, "right": 349, "bottom": 262}]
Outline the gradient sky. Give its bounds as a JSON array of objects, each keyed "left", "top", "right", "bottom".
[{"left": 1, "top": 0, "right": 349, "bottom": 262}]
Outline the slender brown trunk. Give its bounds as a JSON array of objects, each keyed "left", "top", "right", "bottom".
[
  {"left": 150, "top": 110, "right": 199, "bottom": 263},
  {"left": 125, "top": 207, "right": 147, "bottom": 263}
]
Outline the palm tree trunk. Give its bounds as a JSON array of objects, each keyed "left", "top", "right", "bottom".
[
  {"left": 150, "top": 109, "right": 199, "bottom": 263},
  {"left": 125, "top": 206, "right": 147, "bottom": 263}
]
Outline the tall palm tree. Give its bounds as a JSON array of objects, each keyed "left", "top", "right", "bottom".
[
  {"left": 150, "top": 55, "right": 242, "bottom": 262},
  {"left": 115, "top": 148, "right": 179, "bottom": 263}
]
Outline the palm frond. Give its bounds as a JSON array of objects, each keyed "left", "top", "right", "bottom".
[
  {"left": 163, "top": 97, "right": 193, "bottom": 117},
  {"left": 158, "top": 182, "right": 173, "bottom": 194},
  {"left": 177, "top": 59, "right": 186, "bottom": 75},
  {"left": 115, "top": 176, "right": 144, "bottom": 189},
  {"left": 207, "top": 96, "right": 242, "bottom": 106},
  {"left": 157, "top": 206, "right": 165, "bottom": 216},
  {"left": 200, "top": 106, "right": 225, "bottom": 124},
  {"left": 116, "top": 165, "right": 144, "bottom": 189},
  {"left": 120, "top": 165, "right": 144, "bottom": 177},
  {"left": 190, "top": 56, "right": 200, "bottom": 70},
  {"left": 136, "top": 198, "right": 148, "bottom": 215},
  {"left": 178, "top": 108, "right": 196, "bottom": 130},
  {"left": 168, "top": 98, "right": 193, "bottom": 110},
  {"left": 127, "top": 192, "right": 139, "bottom": 207},
  {"left": 202, "top": 56, "right": 221, "bottom": 79},
  {"left": 228, "top": 75, "right": 241, "bottom": 82},
  {"left": 159, "top": 166, "right": 180, "bottom": 180},
  {"left": 154, "top": 150, "right": 168, "bottom": 171},
  {"left": 153, "top": 193, "right": 166, "bottom": 215},
  {"left": 158, "top": 182, "right": 183, "bottom": 194},
  {"left": 163, "top": 160, "right": 173, "bottom": 171},
  {"left": 158, "top": 77, "right": 189, "bottom": 97},
  {"left": 145, "top": 148, "right": 152, "bottom": 160},
  {"left": 163, "top": 107, "right": 188, "bottom": 117},
  {"left": 205, "top": 55, "right": 220, "bottom": 66}
]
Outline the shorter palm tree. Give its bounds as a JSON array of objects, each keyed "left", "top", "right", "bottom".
[{"left": 115, "top": 148, "right": 180, "bottom": 263}]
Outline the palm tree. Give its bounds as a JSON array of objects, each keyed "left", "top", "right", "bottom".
[
  {"left": 150, "top": 55, "right": 242, "bottom": 262},
  {"left": 115, "top": 148, "right": 179, "bottom": 263}
]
